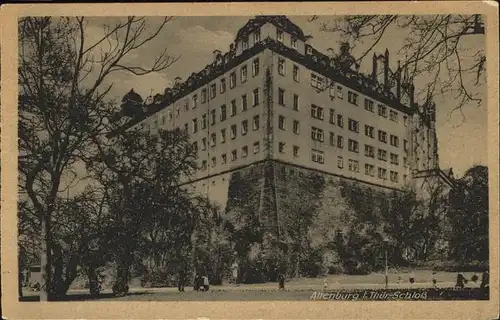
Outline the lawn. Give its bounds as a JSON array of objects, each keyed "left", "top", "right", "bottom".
[{"left": 21, "top": 269, "right": 485, "bottom": 301}]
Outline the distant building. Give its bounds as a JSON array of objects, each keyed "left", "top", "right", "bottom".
[{"left": 113, "top": 15, "right": 453, "bottom": 215}]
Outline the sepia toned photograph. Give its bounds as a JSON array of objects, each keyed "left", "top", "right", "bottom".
[{"left": 1, "top": 2, "right": 499, "bottom": 319}]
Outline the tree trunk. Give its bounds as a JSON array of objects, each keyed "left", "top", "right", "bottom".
[
  {"left": 113, "top": 255, "right": 131, "bottom": 295},
  {"left": 88, "top": 266, "right": 99, "bottom": 297}
]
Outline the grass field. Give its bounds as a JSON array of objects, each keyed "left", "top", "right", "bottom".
[{"left": 21, "top": 269, "right": 485, "bottom": 301}]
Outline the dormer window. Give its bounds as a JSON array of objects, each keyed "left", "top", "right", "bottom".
[
  {"left": 242, "top": 36, "right": 249, "bottom": 50},
  {"left": 277, "top": 29, "right": 284, "bottom": 42},
  {"left": 306, "top": 46, "right": 312, "bottom": 55},
  {"left": 253, "top": 29, "right": 261, "bottom": 43},
  {"left": 291, "top": 37, "right": 298, "bottom": 49}
]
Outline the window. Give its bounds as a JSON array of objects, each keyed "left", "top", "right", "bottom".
[
  {"left": 253, "top": 141, "right": 260, "bottom": 153},
  {"left": 390, "top": 153, "right": 399, "bottom": 165},
  {"left": 221, "top": 129, "right": 226, "bottom": 143},
  {"left": 168, "top": 110, "right": 173, "bottom": 121},
  {"left": 293, "top": 120, "right": 300, "bottom": 134},
  {"left": 337, "top": 86, "right": 343, "bottom": 99},
  {"left": 378, "top": 149, "right": 388, "bottom": 161},
  {"left": 193, "top": 94, "right": 198, "bottom": 109},
  {"left": 254, "top": 29, "right": 261, "bottom": 43},
  {"left": 278, "top": 58, "right": 286, "bottom": 75},
  {"left": 220, "top": 105, "right": 227, "bottom": 122},
  {"left": 378, "top": 104, "right": 387, "bottom": 117},
  {"left": 291, "top": 37, "right": 297, "bottom": 49},
  {"left": 253, "top": 88, "right": 260, "bottom": 106},
  {"left": 365, "top": 125, "right": 374, "bottom": 138},
  {"left": 176, "top": 108, "right": 180, "bottom": 118},
  {"left": 184, "top": 100, "right": 189, "bottom": 112},
  {"left": 231, "top": 150, "right": 237, "bottom": 161},
  {"left": 277, "top": 29, "right": 284, "bottom": 42},
  {"left": 210, "top": 109, "right": 216, "bottom": 126},
  {"left": 337, "top": 156, "right": 344, "bottom": 168},
  {"left": 378, "top": 130, "right": 387, "bottom": 143},
  {"left": 390, "top": 135, "right": 400, "bottom": 147},
  {"left": 279, "top": 142, "right": 285, "bottom": 153},
  {"left": 241, "top": 65, "right": 248, "bottom": 83},
  {"left": 210, "top": 133, "right": 216, "bottom": 147},
  {"left": 329, "top": 132, "right": 335, "bottom": 146},
  {"left": 201, "top": 88, "right": 207, "bottom": 103},
  {"left": 390, "top": 171, "right": 399, "bottom": 182},
  {"left": 201, "top": 160, "right": 207, "bottom": 170},
  {"left": 365, "top": 145, "right": 375, "bottom": 158},
  {"left": 192, "top": 118, "right": 198, "bottom": 133},
  {"left": 161, "top": 115, "right": 165, "bottom": 125},
  {"left": 311, "top": 127, "right": 324, "bottom": 142},
  {"left": 230, "top": 100, "right": 237, "bottom": 116},
  {"left": 364, "top": 98, "right": 374, "bottom": 112},
  {"left": 293, "top": 65, "right": 300, "bottom": 82},
  {"left": 192, "top": 141, "right": 198, "bottom": 154},
  {"left": 348, "top": 139, "right": 359, "bottom": 153},
  {"left": 337, "top": 114, "right": 344, "bottom": 127},
  {"left": 403, "top": 116, "right": 408, "bottom": 127},
  {"left": 242, "top": 146, "right": 248, "bottom": 158},
  {"left": 210, "top": 83, "right": 216, "bottom": 99},
  {"left": 184, "top": 123, "right": 188, "bottom": 132},
  {"left": 329, "top": 109, "right": 335, "bottom": 124},
  {"left": 378, "top": 168, "right": 387, "bottom": 180},
  {"left": 278, "top": 115, "right": 286, "bottom": 130},
  {"left": 329, "top": 86, "right": 335, "bottom": 97},
  {"left": 293, "top": 145, "right": 299, "bottom": 157},
  {"left": 311, "top": 104, "right": 324, "bottom": 120},
  {"left": 293, "top": 94, "right": 299, "bottom": 111},
  {"left": 348, "top": 91, "right": 358, "bottom": 105},
  {"left": 348, "top": 159, "right": 359, "bottom": 173},
  {"left": 201, "top": 137, "right": 207, "bottom": 150},
  {"left": 242, "top": 120, "right": 248, "bottom": 135},
  {"left": 311, "top": 149, "right": 324, "bottom": 164},
  {"left": 404, "top": 139, "right": 408, "bottom": 151},
  {"left": 202, "top": 114, "right": 207, "bottom": 129},
  {"left": 242, "top": 37, "right": 248, "bottom": 50},
  {"left": 348, "top": 119, "right": 359, "bottom": 133},
  {"left": 252, "top": 59, "right": 259, "bottom": 76},
  {"left": 311, "top": 73, "right": 324, "bottom": 89},
  {"left": 337, "top": 135, "right": 344, "bottom": 148},
  {"left": 390, "top": 110, "right": 398, "bottom": 122},
  {"left": 365, "top": 164, "right": 375, "bottom": 176},
  {"left": 230, "top": 124, "right": 237, "bottom": 139},
  {"left": 278, "top": 88, "right": 285, "bottom": 105},
  {"left": 403, "top": 157, "right": 408, "bottom": 168},
  {"left": 230, "top": 72, "right": 236, "bottom": 89},
  {"left": 220, "top": 78, "right": 226, "bottom": 93},
  {"left": 253, "top": 115, "right": 260, "bottom": 130},
  {"left": 241, "top": 94, "right": 248, "bottom": 111},
  {"left": 221, "top": 153, "right": 227, "bottom": 164}
]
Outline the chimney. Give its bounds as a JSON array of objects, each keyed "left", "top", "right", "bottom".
[
  {"left": 174, "top": 77, "right": 182, "bottom": 88},
  {"left": 372, "top": 53, "right": 377, "bottom": 81},
  {"left": 384, "top": 49, "right": 390, "bottom": 88},
  {"left": 213, "top": 49, "right": 221, "bottom": 61},
  {"left": 340, "top": 42, "right": 350, "bottom": 55},
  {"left": 396, "top": 60, "right": 401, "bottom": 99}
]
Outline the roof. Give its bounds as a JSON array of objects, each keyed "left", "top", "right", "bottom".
[
  {"left": 236, "top": 15, "right": 307, "bottom": 42},
  {"left": 122, "top": 89, "right": 143, "bottom": 103}
]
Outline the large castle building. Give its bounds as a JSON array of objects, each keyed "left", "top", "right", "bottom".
[{"left": 115, "top": 16, "right": 454, "bottom": 214}]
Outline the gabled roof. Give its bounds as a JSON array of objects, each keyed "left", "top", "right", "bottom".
[{"left": 236, "top": 15, "right": 307, "bottom": 42}]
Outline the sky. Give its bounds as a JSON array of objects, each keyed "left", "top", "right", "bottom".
[{"left": 83, "top": 15, "right": 488, "bottom": 179}]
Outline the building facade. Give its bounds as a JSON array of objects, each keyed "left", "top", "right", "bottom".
[{"left": 116, "top": 16, "right": 447, "bottom": 213}]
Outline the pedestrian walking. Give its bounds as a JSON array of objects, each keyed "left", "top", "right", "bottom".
[
  {"left": 455, "top": 273, "right": 467, "bottom": 288},
  {"left": 409, "top": 271, "right": 415, "bottom": 284},
  {"left": 202, "top": 275, "right": 210, "bottom": 292},
  {"left": 432, "top": 271, "right": 437, "bottom": 288},
  {"left": 278, "top": 273, "right": 285, "bottom": 290},
  {"left": 231, "top": 261, "right": 239, "bottom": 286},
  {"left": 178, "top": 269, "right": 185, "bottom": 292}
]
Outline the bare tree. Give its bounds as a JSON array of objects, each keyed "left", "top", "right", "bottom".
[
  {"left": 313, "top": 15, "right": 485, "bottom": 114},
  {"left": 18, "top": 16, "right": 178, "bottom": 301}
]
